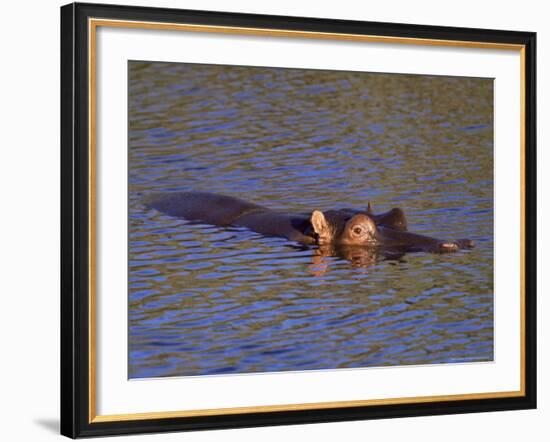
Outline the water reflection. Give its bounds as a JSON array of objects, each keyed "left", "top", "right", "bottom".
[
  {"left": 128, "top": 61, "right": 494, "bottom": 379},
  {"left": 307, "top": 245, "right": 394, "bottom": 275}
]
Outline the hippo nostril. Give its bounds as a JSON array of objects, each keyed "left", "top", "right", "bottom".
[{"left": 455, "top": 238, "right": 475, "bottom": 249}]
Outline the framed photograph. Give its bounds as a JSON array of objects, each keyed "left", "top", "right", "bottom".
[{"left": 60, "top": 2, "right": 536, "bottom": 438}]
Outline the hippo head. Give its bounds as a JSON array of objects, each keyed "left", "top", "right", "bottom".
[{"left": 310, "top": 210, "right": 379, "bottom": 246}]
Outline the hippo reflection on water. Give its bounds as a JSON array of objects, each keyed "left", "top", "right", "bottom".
[{"left": 146, "top": 192, "right": 475, "bottom": 258}]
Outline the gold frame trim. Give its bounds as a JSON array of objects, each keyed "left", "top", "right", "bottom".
[{"left": 88, "top": 18, "right": 527, "bottom": 424}]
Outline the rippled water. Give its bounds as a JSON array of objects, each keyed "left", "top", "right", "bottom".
[{"left": 128, "top": 61, "right": 493, "bottom": 379}]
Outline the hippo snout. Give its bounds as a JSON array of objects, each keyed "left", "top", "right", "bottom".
[{"left": 438, "top": 238, "right": 475, "bottom": 253}]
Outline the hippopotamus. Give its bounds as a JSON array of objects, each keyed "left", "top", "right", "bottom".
[{"left": 145, "top": 191, "right": 474, "bottom": 254}]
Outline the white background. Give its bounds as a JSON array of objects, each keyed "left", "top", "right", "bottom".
[{"left": 0, "top": 0, "right": 546, "bottom": 440}]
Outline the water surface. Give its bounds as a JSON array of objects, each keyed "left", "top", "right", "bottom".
[{"left": 128, "top": 61, "right": 493, "bottom": 378}]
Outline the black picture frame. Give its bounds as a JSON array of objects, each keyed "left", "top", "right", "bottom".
[{"left": 61, "top": 2, "right": 537, "bottom": 438}]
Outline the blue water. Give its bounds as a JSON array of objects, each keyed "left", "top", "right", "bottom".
[{"left": 128, "top": 61, "right": 493, "bottom": 378}]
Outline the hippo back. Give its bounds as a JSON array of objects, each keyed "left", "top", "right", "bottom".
[{"left": 145, "top": 191, "right": 265, "bottom": 226}]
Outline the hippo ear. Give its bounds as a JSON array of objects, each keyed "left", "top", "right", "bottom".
[
  {"left": 311, "top": 210, "right": 331, "bottom": 240},
  {"left": 366, "top": 201, "right": 373, "bottom": 214}
]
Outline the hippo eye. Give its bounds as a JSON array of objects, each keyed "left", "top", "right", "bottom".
[{"left": 353, "top": 227, "right": 363, "bottom": 235}]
